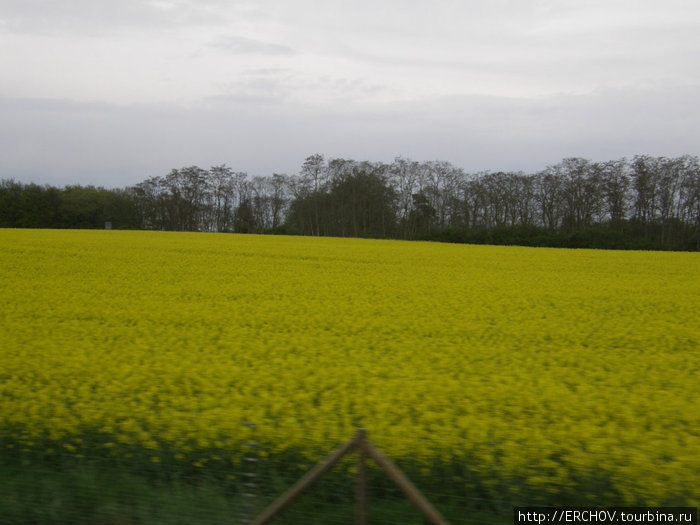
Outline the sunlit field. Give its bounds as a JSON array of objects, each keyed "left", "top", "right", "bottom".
[{"left": 1, "top": 229, "right": 699, "bottom": 507}]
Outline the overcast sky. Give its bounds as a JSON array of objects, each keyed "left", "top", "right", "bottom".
[{"left": 1, "top": 0, "right": 699, "bottom": 187}]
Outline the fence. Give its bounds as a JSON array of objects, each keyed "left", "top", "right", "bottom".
[
  {"left": 244, "top": 429, "right": 520, "bottom": 525},
  {"left": 0, "top": 421, "right": 523, "bottom": 525},
  {"left": 251, "top": 428, "right": 448, "bottom": 525},
  {"left": 2, "top": 418, "right": 686, "bottom": 525}
]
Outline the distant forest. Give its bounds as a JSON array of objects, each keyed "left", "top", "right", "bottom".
[{"left": 2, "top": 154, "right": 699, "bottom": 251}]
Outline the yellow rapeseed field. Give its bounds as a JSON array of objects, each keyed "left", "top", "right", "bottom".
[{"left": 1, "top": 229, "right": 699, "bottom": 505}]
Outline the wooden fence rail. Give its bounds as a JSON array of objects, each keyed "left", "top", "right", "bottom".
[{"left": 250, "top": 428, "right": 450, "bottom": 525}]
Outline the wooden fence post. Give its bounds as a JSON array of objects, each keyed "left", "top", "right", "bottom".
[
  {"left": 250, "top": 429, "right": 450, "bottom": 525},
  {"left": 363, "top": 440, "right": 450, "bottom": 525},
  {"left": 250, "top": 430, "right": 363, "bottom": 525},
  {"left": 356, "top": 428, "right": 369, "bottom": 525}
]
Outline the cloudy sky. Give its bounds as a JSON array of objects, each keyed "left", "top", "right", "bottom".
[{"left": 1, "top": 0, "right": 699, "bottom": 187}]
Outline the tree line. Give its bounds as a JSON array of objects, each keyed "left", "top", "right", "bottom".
[{"left": 2, "top": 154, "right": 699, "bottom": 250}]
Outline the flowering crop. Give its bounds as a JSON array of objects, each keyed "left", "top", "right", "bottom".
[{"left": 1, "top": 229, "right": 699, "bottom": 505}]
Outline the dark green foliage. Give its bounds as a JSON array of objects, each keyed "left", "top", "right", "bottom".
[
  {"left": 0, "top": 181, "right": 141, "bottom": 230},
  {"left": 287, "top": 167, "right": 397, "bottom": 238},
  {"left": 0, "top": 180, "right": 61, "bottom": 228},
  {"left": 431, "top": 224, "right": 674, "bottom": 250},
  {"left": 2, "top": 440, "right": 668, "bottom": 525}
]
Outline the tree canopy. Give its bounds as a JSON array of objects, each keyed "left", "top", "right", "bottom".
[{"left": 2, "top": 154, "right": 699, "bottom": 250}]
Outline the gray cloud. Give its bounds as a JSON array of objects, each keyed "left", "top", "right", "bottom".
[
  {"left": 2, "top": 84, "right": 697, "bottom": 187},
  {"left": 209, "top": 35, "right": 297, "bottom": 56},
  {"left": 0, "top": 0, "right": 232, "bottom": 35},
  {"left": 1, "top": 1, "right": 698, "bottom": 186}
]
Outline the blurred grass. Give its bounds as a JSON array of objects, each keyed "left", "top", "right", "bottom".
[{"left": 0, "top": 454, "right": 513, "bottom": 525}]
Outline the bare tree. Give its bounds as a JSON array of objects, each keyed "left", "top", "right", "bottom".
[
  {"left": 558, "top": 158, "right": 603, "bottom": 231},
  {"left": 269, "top": 173, "right": 290, "bottom": 230},
  {"left": 389, "top": 157, "right": 420, "bottom": 237},
  {"left": 631, "top": 155, "right": 661, "bottom": 225},
  {"left": 600, "top": 159, "right": 630, "bottom": 230},
  {"left": 300, "top": 154, "right": 327, "bottom": 236},
  {"left": 208, "top": 165, "right": 237, "bottom": 232},
  {"left": 535, "top": 167, "right": 564, "bottom": 230}
]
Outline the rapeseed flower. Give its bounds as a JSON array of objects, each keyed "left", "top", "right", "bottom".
[{"left": 0, "top": 229, "right": 698, "bottom": 504}]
